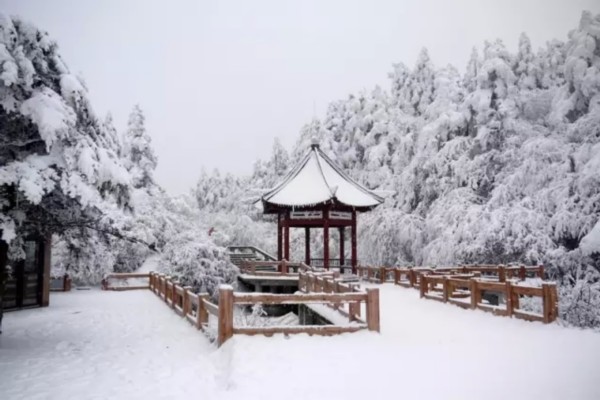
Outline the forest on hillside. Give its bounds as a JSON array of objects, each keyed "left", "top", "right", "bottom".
[
  {"left": 196, "top": 11, "right": 600, "bottom": 328},
  {"left": 1, "top": 11, "right": 599, "bottom": 328}
]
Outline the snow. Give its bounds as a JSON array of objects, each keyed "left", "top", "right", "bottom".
[
  {"left": 20, "top": 88, "right": 75, "bottom": 148},
  {"left": 2, "top": 284, "right": 599, "bottom": 400},
  {"left": 0, "top": 290, "right": 215, "bottom": 399},
  {"left": 305, "top": 302, "right": 362, "bottom": 326},
  {"left": 581, "top": 219, "right": 600, "bottom": 255},
  {"left": 264, "top": 146, "right": 382, "bottom": 208},
  {"left": 0, "top": 43, "right": 17, "bottom": 86}
]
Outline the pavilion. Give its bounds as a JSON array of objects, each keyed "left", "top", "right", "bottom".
[{"left": 260, "top": 141, "right": 383, "bottom": 273}]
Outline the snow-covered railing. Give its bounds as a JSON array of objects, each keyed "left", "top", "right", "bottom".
[
  {"left": 101, "top": 273, "right": 150, "bottom": 291},
  {"left": 357, "top": 265, "right": 545, "bottom": 286},
  {"left": 149, "top": 272, "right": 214, "bottom": 330},
  {"left": 355, "top": 265, "right": 557, "bottom": 324},
  {"left": 239, "top": 259, "right": 313, "bottom": 275},
  {"left": 419, "top": 274, "right": 558, "bottom": 324},
  {"left": 224, "top": 286, "right": 379, "bottom": 346},
  {"left": 148, "top": 272, "right": 380, "bottom": 347},
  {"left": 227, "top": 246, "right": 277, "bottom": 261},
  {"left": 299, "top": 271, "right": 366, "bottom": 322}
]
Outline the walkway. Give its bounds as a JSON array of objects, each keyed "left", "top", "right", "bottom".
[{"left": 1, "top": 284, "right": 599, "bottom": 400}]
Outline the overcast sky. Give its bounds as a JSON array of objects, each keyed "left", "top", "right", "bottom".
[{"left": 2, "top": 0, "right": 599, "bottom": 194}]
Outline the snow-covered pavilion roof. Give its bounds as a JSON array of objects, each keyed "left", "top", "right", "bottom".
[{"left": 261, "top": 143, "right": 384, "bottom": 211}]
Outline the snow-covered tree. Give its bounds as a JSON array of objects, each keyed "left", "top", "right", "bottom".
[
  {"left": 0, "top": 14, "right": 135, "bottom": 327},
  {"left": 123, "top": 105, "right": 157, "bottom": 189},
  {"left": 197, "top": 11, "right": 600, "bottom": 328}
]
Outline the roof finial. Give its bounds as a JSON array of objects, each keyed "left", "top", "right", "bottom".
[{"left": 310, "top": 136, "right": 319, "bottom": 149}]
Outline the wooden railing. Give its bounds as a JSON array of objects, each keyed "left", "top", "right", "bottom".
[
  {"left": 101, "top": 273, "right": 150, "bottom": 291},
  {"left": 239, "top": 259, "right": 313, "bottom": 276},
  {"left": 227, "top": 245, "right": 277, "bottom": 261},
  {"left": 149, "top": 272, "right": 215, "bottom": 331},
  {"left": 356, "top": 264, "right": 557, "bottom": 324},
  {"left": 299, "top": 271, "right": 369, "bottom": 324},
  {"left": 148, "top": 271, "right": 380, "bottom": 347},
  {"left": 310, "top": 258, "right": 342, "bottom": 267},
  {"left": 357, "top": 265, "right": 544, "bottom": 286},
  {"left": 419, "top": 274, "right": 558, "bottom": 323},
  {"left": 50, "top": 274, "right": 72, "bottom": 292}
]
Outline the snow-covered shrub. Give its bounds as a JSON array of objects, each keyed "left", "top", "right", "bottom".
[{"left": 160, "top": 231, "right": 238, "bottom": 298}]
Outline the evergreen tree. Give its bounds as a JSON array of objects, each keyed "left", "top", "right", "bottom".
[
  {"left": 123, "top": 105, "right": 157, "bottom": 189},
  {"left": 514, "top": 33, "right": 541, "bottom": 90},
  {"left": 0, "top": 14, "right": 133, "bottom": 327}
]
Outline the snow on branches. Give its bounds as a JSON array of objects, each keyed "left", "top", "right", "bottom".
[{"left": 193, "top": 11, "right": 600, "bottom": 328}]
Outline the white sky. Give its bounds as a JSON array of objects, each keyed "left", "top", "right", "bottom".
[{"left": 3, "top": 0, "right": 599, "bottom": 194}]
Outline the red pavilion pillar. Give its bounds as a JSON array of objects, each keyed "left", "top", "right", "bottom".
[
  {"left": 277, "top": 213, "right": 283, "bottom": 261},
  {"left": 351, "top": 210, "right": 357, "bottom": 274},
  {"left": 305, "top": 227, "right": 310, "bottom": 265},
  {"left": 339, "top": 227, "right": 345, "bottom": 269},
  {"left": 284, "top": 212, "right": 290, "bottom": 261},
  {"left": 323, "top": 208, "right": 330, "bottom": 270}
]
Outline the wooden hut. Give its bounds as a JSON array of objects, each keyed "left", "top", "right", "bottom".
[{"left": 1, "top": 234, "right": 51, "bottom": 311}]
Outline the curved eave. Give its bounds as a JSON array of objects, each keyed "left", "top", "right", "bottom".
[
  {"left": 261, "top": 197, "right": 381, "bottom": 214},
  {"left": 261, "top": 145, "right": 384, "bottom": 213}
]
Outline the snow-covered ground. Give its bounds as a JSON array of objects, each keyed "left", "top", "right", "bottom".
[{"left": 1, "top": 284, "right": 599, "bottom": 400}]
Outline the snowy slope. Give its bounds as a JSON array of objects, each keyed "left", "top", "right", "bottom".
[{"left": 1, "top": 286, "right": 599, "bottom": 400}]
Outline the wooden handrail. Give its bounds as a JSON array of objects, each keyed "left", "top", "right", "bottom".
[
  {"left": 105, "top": 272, "right": 150, "bottom": 279},
  {"left": 417, "top": 273, "right": 558, "bottom": 324},
  {"left": 147, "top": 272, "right": 379, "bottom": 346},
  {"left": 239, "top": 259, "right": 314, "bottom": 276},
  {"left": 233, "top": 325, "right": 366, "bottom": 336},
  {"left": 233, "top": 292, "right": 367, "bottom": 305},
  {"left": 203, "top": 298, "right": 219, "bottom": 316},
  {"left": 102, "top": 272, "right": 151, "bottom": 291}
]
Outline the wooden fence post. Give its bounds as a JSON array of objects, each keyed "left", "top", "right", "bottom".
[
  {"left": 197, "top": 294, "right": 209, "bottom": 330},
  {"left": 409, "top": 269, "right": 416, "bottom": 287},
  {"left": 218, "top": 285, "right": 234, "bottom": 346},
  {"left": 538, "top": 264, "right": 545, "bottom": 279},
  {"left": 470, "top": 279, "right": 479, "bottom": 309},
  {"left": 394, "top": 268, "right": 400, "bottom": 285},
  {"left": 505, "top": 281, "right": 513, "bottom": 317},
  {"left": 511, "top": 285, "right": 520, "bottom": 311},
  {"left": 183, "top": 286, "right": 192, "bottom": 316},
  {"left": 442, "top": 276, "right": 449, "bottom": 303},
  {"left": 165, "top": 278, "right": 171, "bottom": 304},
  {"left": 281, "top": 259, "right": 288, "bottom": 274},
  {"left": 380, "top": 267, "right": 386, "bottom": 284},
  {"left": 519, "top": 265, "right": 526, "bottom": 281},
  {"left": 367, "top": 267, "right": 373, "bottom": 282},
  {"left": 542, "top": 283, "right": 558, "bottom": 323},
  {"left": 366, "top": 288, "right": 380, "bottom": 332},
  {"left": 419, "top": 275, "right": 427, "bottom": 298},
  {"left": 498, "top": 265, "right": 506, "bottom": 283},
  {"left": 171, "top": 283, "right": 178, "bottom": 309},
  {"left": 550, "top": 283, "right": 558, "bottom": 323}
]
